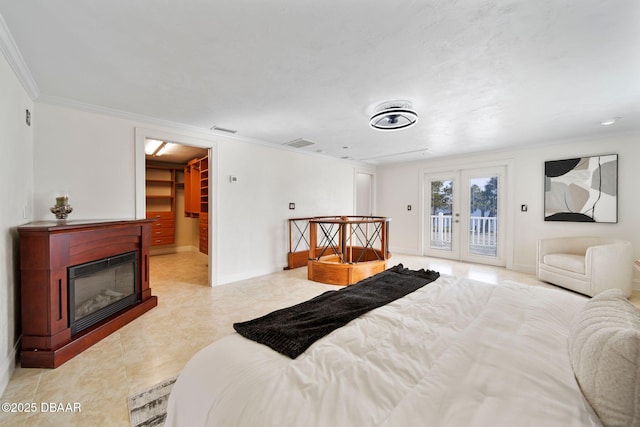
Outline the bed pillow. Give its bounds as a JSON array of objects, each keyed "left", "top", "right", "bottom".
[{"left": 567, "top": 288, "right": 640, "bottom": 427}]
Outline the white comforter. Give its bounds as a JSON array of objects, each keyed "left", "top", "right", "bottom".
[{"left": 165, "top": 276, "right": 602, "bottom": 426}]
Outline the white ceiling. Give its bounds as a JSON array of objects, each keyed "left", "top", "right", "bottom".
[{"left": 1, "top": 1, "right": 639, "bottom": 164}]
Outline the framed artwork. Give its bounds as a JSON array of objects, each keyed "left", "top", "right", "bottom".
[{"left": 544, "top": 154, "right": 617, "bottom": 223}]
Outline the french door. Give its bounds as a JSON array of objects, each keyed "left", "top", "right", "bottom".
[{"left": 423, "top": 166, "right": 506, "bottom": 266}]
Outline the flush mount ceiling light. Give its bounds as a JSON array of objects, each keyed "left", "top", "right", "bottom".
[
  {"left": 144, "top": 138, "right": 163, "bottom": 155},
  {"left": 600, "top": 117, "right": 621, "bottom": 126},
  {"left": 369, "top": 101, "right": 418, "bottom": 131},
  {"left": 144, "top": 139, "right": 172, "bottom": 157}
]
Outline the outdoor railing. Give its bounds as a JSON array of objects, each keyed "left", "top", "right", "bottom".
[
  {"left": 430, "top": 213, "right": 453, "bottom": 244},
  {"left": 469, "top": 216, "right": 497, "bottom": 247},
  {"left": 430, "top": 214, "right": 497, "bottom": 249}
]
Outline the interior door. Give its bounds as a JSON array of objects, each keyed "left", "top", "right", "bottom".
[
  {"left": 424, "top": 166, "right": 506, "bottom": 266},
  {"left": 355, "top": 172, "right": 373, "bottom": 216}
]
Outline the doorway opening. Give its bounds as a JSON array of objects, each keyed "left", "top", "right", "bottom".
[
  {"left": 355, "top": 171, "right": 374, "bottom": 216},
  {"left": 142, "top": 136, "right": 212, "bottom": 286}
]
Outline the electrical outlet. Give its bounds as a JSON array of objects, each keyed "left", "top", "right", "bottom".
[
  {"left": 407, "top": 205, "right": 412, "bottom": 211},
  {"left": 521, "top": 204, "right": 528, "bottom": 212},
  {"left": 289, "top": 203, "right": 295, "bottom": 210}
]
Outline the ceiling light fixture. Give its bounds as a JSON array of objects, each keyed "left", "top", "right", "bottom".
[
  {"left": 154, "top": 142, "right": 170, "bottom": 156},
  {"left": 600, "top": 117, "right": 621, "bottom": 126},
  {"left": 144, "top": 139, "right": 163, "bottom": 155},
  {"left": 369, "top": 101, "right": 418, "bottom": 131},
  {"left": 144, "top": 139, "right": 171, "bottom": 157}
]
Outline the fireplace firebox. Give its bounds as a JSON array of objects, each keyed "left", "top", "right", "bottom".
[{"left": 68, "top": 251, "right": 139, "bottom": 335}]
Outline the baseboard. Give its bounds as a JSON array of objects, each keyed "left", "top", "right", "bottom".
[
  {"left": 388, "top": 247, "right": 420, "bottom": 257},
  {"left": 217, "top": 264, "right": 287, "bottom": 286},
  {"left": 510, "top": 263, "right": 536, "bottom": 275},
  {"left": 175, "top": 245, "right": 198, "bottom": 253},
  {"left": 0, "top": 338, "right": 20, "bottom": 397},
  {"left": 150, "top": 245, "right": 200, "bottom": 256},
  {"left": 149, "top": 246, "right": 177, "bottom": 256}
]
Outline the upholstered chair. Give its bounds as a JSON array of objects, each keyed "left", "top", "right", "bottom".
[{"left": 537, "top": 237, "right": 633, "bottom": 297}]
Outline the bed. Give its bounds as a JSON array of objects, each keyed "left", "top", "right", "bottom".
[{"left": 165, "top": 266, "right": 640, "bottom": 427}]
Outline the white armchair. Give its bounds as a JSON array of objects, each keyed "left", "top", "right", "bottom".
[{"left": 537, "top": 237, "right": 633, "bottom": 297}]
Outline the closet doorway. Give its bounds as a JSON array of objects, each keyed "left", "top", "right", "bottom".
[
  {"left": 423, "top": 166, "right": 506, "bottom": 267},
  {"left": 136, "top": 128, "right": 215, "bottom": 286}
]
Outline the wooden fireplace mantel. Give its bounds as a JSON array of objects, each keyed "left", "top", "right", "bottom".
[{"left": 18, "top": 219, "right": 158, "bottom": 368}]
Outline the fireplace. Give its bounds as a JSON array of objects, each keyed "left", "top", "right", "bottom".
[
  {"left": 18, "top": 219, "right": 158, "bottom": 368},
  {"left": 68, "top": 251, "right": 139, "bottom": 335}
]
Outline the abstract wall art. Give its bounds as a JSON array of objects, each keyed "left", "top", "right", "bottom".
[{"left": 544, "top": 154, "right": 617, "bottom": 223}]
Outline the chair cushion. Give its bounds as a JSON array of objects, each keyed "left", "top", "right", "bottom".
[
  {"left": 543, "top": 253, "right": 585, "bottom": 274},
  {"left": 567, "top": 289, "right": 640, "bottom": 427}
]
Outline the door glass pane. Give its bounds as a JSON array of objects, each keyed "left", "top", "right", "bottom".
[
  {"left": 429, "top": 179, "right": 453, "bottom": 251},
  {"left": 468, "top": 176, "right": 498, "bottom": 257}
]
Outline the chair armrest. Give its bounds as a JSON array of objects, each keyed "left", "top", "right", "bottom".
[{"left": 587, "top": 242, "right": 633, "bottom": 296}]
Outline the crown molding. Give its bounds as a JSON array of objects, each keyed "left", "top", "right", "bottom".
[
  {"left": 36, "top": 94, "right": 283, "bottom": 148},
  {"left": 0, "top": 13, "right": 367, "bottom": 168},
  {"left": 37, "top": 94, "right": 221, "bottom": 138},
  {"left": 36, "top": 94, "right": 371, "bottom": 167},
  {"left": 0, "top": 12, "right": 39, "bottom": 100}
]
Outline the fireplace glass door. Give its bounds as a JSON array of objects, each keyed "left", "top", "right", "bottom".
[{"left": 68, "top": 251, "right": 139, "bottom": 335}]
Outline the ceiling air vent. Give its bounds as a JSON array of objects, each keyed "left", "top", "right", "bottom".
[
  {"left": 210, "top": 125, "right": 237, "bottom": 134},
  {"left": 283, "top": 138, "right": 315, "bottom": 149}
]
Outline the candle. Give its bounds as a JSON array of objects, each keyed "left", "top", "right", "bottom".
[{"left": 56, "top": 196, "right": 69, "bottom": 207}]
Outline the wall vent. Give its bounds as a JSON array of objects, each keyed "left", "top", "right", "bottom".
[{"left": 283, "top": 138, "right": 315, "bottom": 149}]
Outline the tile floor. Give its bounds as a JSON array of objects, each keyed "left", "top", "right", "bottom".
[{"left": 1, "top": 252, "right": 638, "bottom": 426}]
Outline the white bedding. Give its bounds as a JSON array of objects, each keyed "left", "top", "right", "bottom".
[{"left": 165, "top": 276, "right": 602, "bottom": 426}]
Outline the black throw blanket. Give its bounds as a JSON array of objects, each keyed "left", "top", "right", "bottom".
[{"left": 233, "top": 264, "right": 439, "bottom": 358}]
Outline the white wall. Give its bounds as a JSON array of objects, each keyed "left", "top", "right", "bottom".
[
  {"left": 32, "top": 102, "right": 366, "bottom": 286},
  {"left": 33, "top": 104, "right": 139, "bottom": 219},
  {"left": 0, "top": 51, "right": 33, "bottom": 395},
  {"left": 215, "top": 140, "right": 357, "bottom": 283},
  {"left": 377, "top": 133, "right": 640, "bottom": 287}
]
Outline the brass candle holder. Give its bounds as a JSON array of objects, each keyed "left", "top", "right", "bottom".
[{"left": 50, "top": 196, "right": 73, "bottom": 220}]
